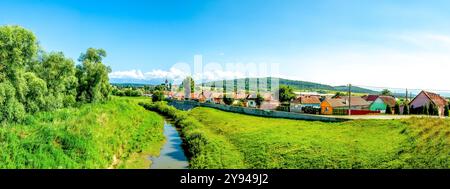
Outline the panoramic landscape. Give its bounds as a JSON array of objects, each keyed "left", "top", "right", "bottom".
[{"left": 1, "top": 0, "right": 450, "bottom": 171}]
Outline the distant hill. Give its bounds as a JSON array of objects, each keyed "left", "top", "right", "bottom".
[
  {"left": 202, "top": 77, "right": 378, "bottom": 94},
  {"left": 109, "top": 78, "right": 165, "bottom": 85}
]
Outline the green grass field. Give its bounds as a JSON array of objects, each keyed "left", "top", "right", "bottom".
[
  {"left": 0, "top": 96, "right": 164, "bottom": 169},
  {"left": 187, "top": 107, "right": 450, "bottom": 169}
]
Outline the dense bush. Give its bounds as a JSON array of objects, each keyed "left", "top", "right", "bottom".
[
  {"left": 112, "top": 87, "right": 143, "bottom": 97},
  {"left": 0, "top": 25, "right": 111, "bottom": 122},
  {"left": 151, "top": 90, "right": 165, "bottom": 102}
]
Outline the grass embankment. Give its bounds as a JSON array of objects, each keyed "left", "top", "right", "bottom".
[
  {"left": 189, "top": 107, "right": 450, "bottom": 169},
  {"left": 140, "top": 102, "right": 246, "bottom": 168},
  {"left": 0, "top": 97, "right": 164, "bottom": 169},
  {"left": 142, "top": 101, "right": 450, "bottom": 169}
]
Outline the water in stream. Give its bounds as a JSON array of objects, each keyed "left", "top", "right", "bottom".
[{"left": 149, "top": 121, "right": 189, "bottom": 169}]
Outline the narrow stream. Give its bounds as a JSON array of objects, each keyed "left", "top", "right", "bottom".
[{"left": 149, "top": 121, "right": 189, "bottom": 169}]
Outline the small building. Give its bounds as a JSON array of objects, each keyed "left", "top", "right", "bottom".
[
  {"left": 290, "top": 95, "right": 321, "bottom": 113},
  {"left": 246, "top": 93, "right": 259, "bottom": 108},
  {"left": 320, "top": 99, "right": 348, "bottom": 115},
  {"left": 321, "top": 97, "right": 370, "bottom": 115},
  {"left": 212, "top": 92, "right": 223, "bottom": 104},
  {"left": 369, "top": 96, "right": 397, "bottom": 113},
  {"left": 410, "top": 90, "right": 448, "bottom": 116},
  {"left": 232, "top": 92, "right": 249, "bottom": 106},
  {"left": 198, "top": 91, "right": 214, "bottom": 103},
  {"left": 260, "top": 100, "right": 280, "bottom": 110}
]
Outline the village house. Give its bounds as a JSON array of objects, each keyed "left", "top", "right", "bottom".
[
  {"left": 290, "top": 95, "right": 321, "bottom": 113},
  {"left": 232, "top": 91, "right": 249, "bottom": 106},
  {"left": 362, "top": 95, "right": 380, "bottom": 103},
  {"left": 246, "top": 93, "right": 259, "bottom": 108},
  {"left": 410, "top": 90, "right": 448, "bottom": 116},
  {"left": 260, "top": 93, "right": 280, "bottom": 110},
  {"left": 197, "top": 91, "right": 214, "bottom": 103},
  {"left": 320, "top": 96, "right": 370, "bottom": 115},
  {"left": 369, "top": 96, "right": 397, "bottom": 113},
  {"left": 212, "top": 92, "right": 223, "bottom": 104}
]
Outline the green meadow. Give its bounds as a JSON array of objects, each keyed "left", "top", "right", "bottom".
[
  {"left": 0, "top": 97, "right": 164, "bottom": 169},
  {"left": 157, "top": 105, "right": 450, "bottom": 169}
]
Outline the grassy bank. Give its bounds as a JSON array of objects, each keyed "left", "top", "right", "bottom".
[
  {"left": 188, "top": 107, "right": 450, "bottom": 169},
  {"left": 142, "top": 101, "right": 450, "bottom": 169},
  {"left": 0, "top": 97, "right": 164, "bottom": 169}
]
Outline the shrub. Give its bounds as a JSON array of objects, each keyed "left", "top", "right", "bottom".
[
  {"left": 386, "top": 104, "right": 392, "bottom": 114},
  {"left": 445, "top": 105, "right": 449, "bottom": 117},
  {"left": 394, "top": 103, "right": 400, "bottom": 115},
  {"left": 152, "top": 90, "right": 165, "bottom": 102}
]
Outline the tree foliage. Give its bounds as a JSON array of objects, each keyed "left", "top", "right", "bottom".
[
  {"left": 386, "top": 104, "right": 392, "bottom": 114},
  {"left": 279, "top": 85, "right": 296, "bottom": 103},
  {"left": 445, "top": 104, "right": 449, "bottom": 117},
  {"left": 76, "top": 48, "right": 112, "bottom": 103},
  {"left": 394, "top": 103, "right": 401, "bottom": 115},
  {"left": 403, "top": 104, "right": 410, "bottom": 115},
  {"left": 0, "top": 25, "right": 111, "bottom": 122},
  {"left": 255, "top": 93, "right": 264, "bottom": 107},
  {"left": 152, "top": 90, "right": 165, "bottom": 102},
  {"left": 381, "top": 89, "right": 393, "bottom": 96}
]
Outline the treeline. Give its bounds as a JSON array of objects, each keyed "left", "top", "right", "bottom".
[
  {"left": 0, "top": 25, "right": 111, "bottom": 122},
  {"left": 111, "top": 87, "right": 144, "bottom": 97}
]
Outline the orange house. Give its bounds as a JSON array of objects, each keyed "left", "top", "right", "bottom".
[{"left": 320, "top": 99, "right": 348, "bottom": 115}]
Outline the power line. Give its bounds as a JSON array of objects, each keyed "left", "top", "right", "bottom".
[{"left": 351, "top": 84, "right": 450, "bottom": 93}]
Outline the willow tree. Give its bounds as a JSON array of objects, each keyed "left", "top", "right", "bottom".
[
  {"left": 36, "top": 52, "right": 78, "bottom": 109},
  {"left": 76, "top": 48, "right": 112, "bottom": 103},
  {"left": 0, "top": 25, "right": 38, "bottom": 121}
]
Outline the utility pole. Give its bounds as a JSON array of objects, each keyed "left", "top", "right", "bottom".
[
  {"left": 348, "top": 84, "right": 352, "bottom": 116},
  {"left": 405, "top": 88, "right": 408, "bottom": 102}
]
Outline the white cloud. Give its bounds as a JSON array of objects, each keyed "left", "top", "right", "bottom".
[
  {"left": 143, "top": 67, "right": 189, "bottom": 81},
  {"left": 109, "top": 69, "right": 145, "bottom": 79}
]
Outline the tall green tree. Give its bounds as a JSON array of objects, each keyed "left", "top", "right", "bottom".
[
  {"left": 255, "top": 93, "right": 264, "bottom": 107},
  {"left": 279, "top": 85, "right": 296, "bottom": 103},
  {"left": 35, "top": 52, "right": 78, "bottom": 109},
  {"left": 0, "top": 25, "right": 38, "bottom": 104},
  {"left": 444, "top": 104, "right": 449, "bottom": 117},
  {"left": 394, "top": 103, "right": 401, "bottom": 115},
  {"left": 403, "top": 104, "right": 410, "bottom": 115},
  {"left": 423, "top": 104, "right": 429, "bottom": 115},
  {"left": 386, "top": 104, "right": 392, "bottom": 114},
  {"left": 76, "top": 48, "right": 112, "bottom": 103},
  {"left": 381, "top": 89, "right": 393, "bottom": 96}
]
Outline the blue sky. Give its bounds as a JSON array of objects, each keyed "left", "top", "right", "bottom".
[{"left": 1, "top": 0, "right": 450, "bottom": 90}]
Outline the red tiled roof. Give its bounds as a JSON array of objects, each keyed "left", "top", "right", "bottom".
[
  {"left": 292, "top": 95, "right": 321, "bottom": 104},
  {"left": 324, "top": 98, "right": 348, "bottom": 108},
  {"left": 423, "top": 91, "right": 448, "bottom": 107},
  {"left": 340, "top": 96, "right": 371, "bottom": 106},
  {"left": 378, "top": 96, "right": 397, "bottom": 107},
  {"left": 363, "top": 95, "right": 379, "bottom": 102}
]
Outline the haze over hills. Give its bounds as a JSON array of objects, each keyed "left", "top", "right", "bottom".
[
  {"left": 110, "top": 77, "right": 450, "bottom": 97},
  {"left": 110, "top": 77, "right": 376, "bottom": 94},
  {"left": 200, "top": 77, "right": 378, "bottom": 94}
]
